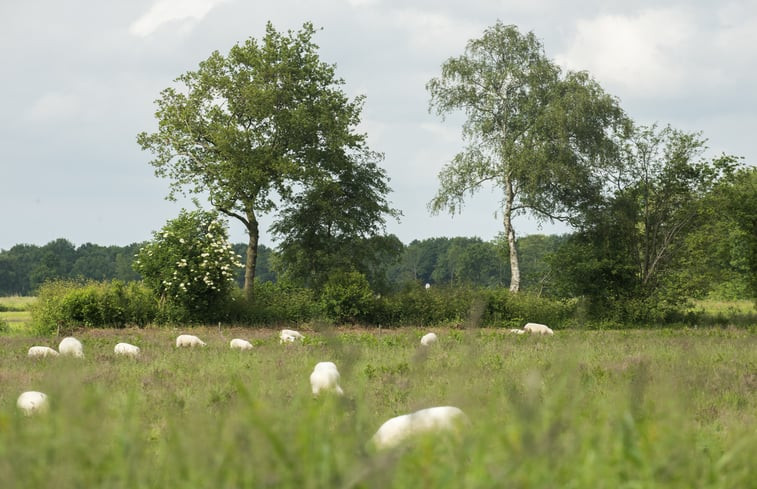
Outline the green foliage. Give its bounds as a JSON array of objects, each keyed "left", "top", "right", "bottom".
[
  {"left": 320, "top": 271, "right": 375, "bottom": 324},
  {"left": 232, "top": 282, "right": 319, "bottom": 325},
  {"left": 0, "top": 241, "right": 143, "bottom": 296},
  {"left": 137, "top": 22, "right": 378, "bottom": 297},
  {"left": 483, "top": 288, "right": 576, "bottom": 328},
  {"left": 427, "top": 22, "right": 628, "bottom": 291},
  {"left": 133, "top": 209, "right": 241, "bottom": 324},
  {"left": 30, "top": 280, "right": 155, "bottom": 334}
]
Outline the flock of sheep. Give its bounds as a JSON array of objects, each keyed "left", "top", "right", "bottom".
[{"left": 16, "top": 322, "right": 554, "bottom": 450}]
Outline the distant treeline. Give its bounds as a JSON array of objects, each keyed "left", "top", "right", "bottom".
[{"left": 0, "top": 235, "right": 564, "bottom": 297}]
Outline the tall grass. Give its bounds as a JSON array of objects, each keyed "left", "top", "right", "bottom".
[{"left": 0, "top": 327, "right": 755, "bottom": 488}]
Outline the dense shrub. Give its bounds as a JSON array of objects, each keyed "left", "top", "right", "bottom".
[
  {"left": 320, "top": 271, "right": 375, "bottom": 324},
  {"left": 482, "top": 289, "right": 576, "bottom": 328},
  {"left": 31, "top": 280, "right": 156, "bottom": 334},
  {"left": 133, "top": 209, "right": 241, "bottom": 324},
  {"left": 232, "top": 282, "right": 320, "bottom": 325}
]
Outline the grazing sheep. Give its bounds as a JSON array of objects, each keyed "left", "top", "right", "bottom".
[
  {"left": 279, "top": 329, "right": 304, "bottom": 344},
  {"left": 371, "top": 406, "right": 467, "bottom": 450},
  {"left": 420, "top": 332, "right": 438, "bottom": 346},
  {"left": 310, "top": 361, "right": 344, "bottom": 396},
  {"left": 523, "top": 323, "right": 554, "bottom": 335},
  {"left": 58, "top": 337, "right": 84, "bottom": 358},
  {"left": 425, "top": 283, "right": 431, "bottom": 290},
  {"left": 508, "top": 328, "right": 526, "bottom": 335},
  {"left": 175, "top": 334, "right": 206, "bottom": 348},
  {"left": 28, "top": 346, "right": 59, "bottom": 358},
  {"left": 230, "top": 338, "right": 253, "bottom": 351},
  {"left": 114, "top": 342, "right": 141, "bottom": 357},
  {"left": 17, "top": 391, "right": 49, "bottom": 416}
]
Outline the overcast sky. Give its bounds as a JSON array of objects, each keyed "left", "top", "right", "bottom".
[{"left": 2, "top": 0, "right": 755, "bottom": 250}]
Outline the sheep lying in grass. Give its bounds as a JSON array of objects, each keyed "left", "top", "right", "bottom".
[
  {"left": 114, "top": 342, "right": 141, "bottom": 357},
  {"left": 523, "top": 323, "right": 554, "bottom": 335},
  {"left": 176, "top": 334, "right": 206, "bottom": 348},
  {"left": 508, "top": 328, "right": 526, "bottom": 335},
  {"left": 420, "top": 332, "right": 438, "bottom": 346},
  {"left": 17, "top": 391, "right": 49, "bottom": 416},
  {"left": 28, "top": 346, "right": 59, "bottom": 358},
  {"left": 230, "top": 338, "right": 253, "bottom": 351},
  {"left": 371, "top": 406, "right": 467, "bottom": 450},
  {"left": 310, "top": 361, "right": 344, "bottom": 396},
  {"left": 58, "top": 337, "right": 84, "bottom": 358},
  {"left": 279, "top": 329, "right": 304, "bottom": 344}
]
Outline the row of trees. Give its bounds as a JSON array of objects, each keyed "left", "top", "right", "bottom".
[
  {"left": 0, "top": 232, "right": 560, "bottom": 296},
  {"left": 134, "top": 21, "right": 755, "bottom": 317},
  {"left": 5, "top": 21, "right": 754, "bottom": 325}
]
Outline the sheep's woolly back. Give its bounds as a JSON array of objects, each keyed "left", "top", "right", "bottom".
[
  {"left": 420, "top": 332, "right": 438, "bottom": 346},
  {"left": 230, "top": 338, "right": 253, "bottom": 350},
  {"left": 279, "top": 329, "right": 304, "bottom": 344},
  {"left": 114, "top": 342, "right": 141, "bottom": 357},
  {"left": 28, "top": 346, "right": 59, "bottom": 358},
  {"left": 17, "top": 391, "right": 49, "bottom": 416},
  {"left": 59, "top": 337, "right": 84, "bottom": 358},
  {"left": 310, "top": 361, "right": 343, "bottom": 396},
  {"left": 371, "top": 406, "right": 467, "bottom": 450},
  {"left": 523, "top": 323, "right": 554, "bottom": 335},
  {"left": 176, "top": 334, "right": 206, "bottom": 348},
  {"left": 508, "top": 328, "right": 526, "bottom": 335}
]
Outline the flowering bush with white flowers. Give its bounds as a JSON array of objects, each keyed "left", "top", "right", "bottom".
[{"left": 134, "top": 209, "right": 242, "bottom": 323}]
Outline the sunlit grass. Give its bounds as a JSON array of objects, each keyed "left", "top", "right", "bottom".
[
  {"left": 0, "top": 327, "right": 755, "bottom": 488},
  {"left": 0, "top": 295, "right": 36, "bottom": 311}
]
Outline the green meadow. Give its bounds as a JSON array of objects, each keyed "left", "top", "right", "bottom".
[{"left": 1, "top": 326, "right": 755, "bottom": 488}]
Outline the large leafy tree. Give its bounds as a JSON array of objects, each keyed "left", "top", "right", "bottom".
[
  {"left": 269, "top": 149, "right": 401, "bottom": 292},
  {"left": 137, "top": 22, "right": 369, "bottom": 300},
  {"left": 551, "top": 125, "right": 742, "bottom": 319},
  {"left": 427, "top": 22, "right": 628, "bottom": 292}
]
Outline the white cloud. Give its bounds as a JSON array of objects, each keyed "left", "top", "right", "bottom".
[
  {"left": 129, "top": 0, "right": 230, "bottom": 38},
  {"left": 556, "top": 8, "right": 694, "bottom": 97}
]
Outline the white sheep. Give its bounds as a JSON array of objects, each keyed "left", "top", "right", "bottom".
[
  {"left": 371, "top": 406, "right": 467, "bottom": 450},
  {"left": 230, "top": 338, "right": 253, "bottom": 351},
  {"left": 114, "top": 342, "right": 141, "bottom": 357},
  {"left": 309, "top": 361, "right": 344, "bottom": 396},
  {"left": 28, "top": 346, "right": 59, "bottom": 358},
  {"left": 523, "top": 323, "right": 554, "bottom": 335},
  {"left": 420, "top": 332, "right": 438, "bottom": 346},
  {"left": 17, "top": 391, "right": 49, "bottom": 416},
  {"left": 279, "top": 329, "right": 304, "bottom": 344},
  {"left": 58, "top": 337, "right": 84, "bottom": 358},
  {"left": 508, "top": 328, "right": 526, "bottom": 335},
  {"left": 175, "top": 334, "right": 207, "bottom": 348}
]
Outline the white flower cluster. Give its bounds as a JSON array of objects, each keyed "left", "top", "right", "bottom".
[{"left": 155, "top": 219, "right": 242, "bottom": 300}]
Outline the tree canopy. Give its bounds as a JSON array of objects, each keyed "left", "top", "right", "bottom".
[
  {"left": 137, "top": 22, "right": 387, "bottom": 300},
  {"left": 427, "top": 22, "right": 629, "bottom": 292}
]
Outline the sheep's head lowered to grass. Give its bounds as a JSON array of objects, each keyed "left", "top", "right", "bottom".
[
  {"left": 370, "top": 406, "right": 468, "bottom": 450},
  {"left": 310, "top": 361, "right": 344, "bottom": 396}
]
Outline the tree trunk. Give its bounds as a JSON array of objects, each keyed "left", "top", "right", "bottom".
[
  {"left": 244, "top": 212, "right": 259, "bottom": 302},
  {"left": 503, "top": 175, "right": 521, "bottom": 293}
]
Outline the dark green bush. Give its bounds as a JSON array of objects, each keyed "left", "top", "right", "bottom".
[
  {"left": 233, "top": 282, "right": 320, "bottom": 325},
  {"left": 31, "top": 280, "right": 156, "bottom": 334},
  {"left": 320, "top": 271, "right": 375, "bottom": 324},
  {"left": 482, "top": 288, "right": 576, "bottom": 328}
]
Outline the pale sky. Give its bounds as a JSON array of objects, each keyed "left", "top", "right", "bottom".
[{"left": 1, "top": 0, "right": 755, "bottom": 250}]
